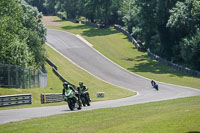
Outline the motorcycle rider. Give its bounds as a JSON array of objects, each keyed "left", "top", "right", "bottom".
[
  {"left": 62, "top": 82, "right": 76, "bottom": 96},
  {"left": 77, "top": 81, "right": 91, "bottom": 102},
  {"left": 151, "top": 80, "right": 156, "bottom": 86},
  {"left": 62, "top": 82, "right": 81, "bottom": 109},
  {"left": 151, "top": 80, "right": 158, "bottom": 90}
]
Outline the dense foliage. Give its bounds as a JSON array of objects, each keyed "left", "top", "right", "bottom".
[
  {"left": 26, "top": 0, "right": 200, "bottom": 70},
  {"left": 0, "top": 0, "right": 46, "bottom": 69}
]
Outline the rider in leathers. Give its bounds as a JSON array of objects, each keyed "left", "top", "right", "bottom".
[
  {"left": 77, "top": 81, "right": 91, "bottom": 102},
  {"left": 62, "top": 82, "right": 81, "bottom": 109}
]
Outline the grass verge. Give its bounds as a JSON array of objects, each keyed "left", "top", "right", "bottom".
[
  {"left": 49, "top": 16, "right": 200, "bottom": 89},
  {"left": 0, "top": 96, "right": 199, "bottom": 133}
]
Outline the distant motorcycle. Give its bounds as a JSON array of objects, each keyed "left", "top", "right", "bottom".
[
  {"left": 64, "top": 90, "right": 82, "bottom": 110},
  {"left": 151, "top": 80, "right": 159, "bottom": 91},
  {"left": 153, "top": 84, "right": 159, "bottom": 91},
  {"left": 79, "top": 90, "right": 90, "bottom": 106}
]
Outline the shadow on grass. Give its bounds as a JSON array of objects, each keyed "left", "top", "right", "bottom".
[
  {"left": 82, "top": 27, "right": 119, "bottom": 37},
  {"left": 61, "top": 24, "right": 89, "bottom": 30},
  {"left": 125, "top": 55, "right": 194, "bottom": 78},
  {"left": 53, "top": 20, "right": 65, "bottom": 22},
  {"left": 61, "top": 24, "right": 119, "bottom": 37}
]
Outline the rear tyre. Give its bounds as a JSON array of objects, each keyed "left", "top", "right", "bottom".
[
  {"left": 81, "top": 96, "right": 86, "bottom": 106},
  {"left": 86, "top": 94, "right": 91, "bottom": 106},
  {"left": 78, "top": 101, "right": 82, "bottom": 110}
]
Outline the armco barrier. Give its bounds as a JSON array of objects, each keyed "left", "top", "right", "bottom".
[
  {"left": 0, "top": 94, "right": 32, "bottom": 107},
  {"left": 56, "top": 14, "right": 79, "bottom": 23},
  {"left": 41, "top": 93, "right": 63, "bottom": 104},
  {"left": 147, "top": 49, "right": 200, "bottom": 77},
  {"left": 114, "top": 24, "right": 146, "bottom": 52},
  {"left": 81, "top": 20, "right": 105, "bottom": 29},
  {"left": 46, "top": 59, "right": 76, "bottom": 90},
  {"left": 46, "top": 59, "right": 57, "bottom": 70}
]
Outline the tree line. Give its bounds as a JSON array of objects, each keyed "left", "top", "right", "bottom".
[
  {"left": 26, "top": 0, "right": 200, "bottom": 71},
  {"left": 0, "top": 0, "right": 46, "bottom": 69}
]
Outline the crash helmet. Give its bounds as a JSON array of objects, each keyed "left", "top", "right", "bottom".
[
  {"left": 79, "top": 81, "right": 83, "bottom": 86},
  {"left": 63, "top": 82, "right": 68, "bottom": 88}
]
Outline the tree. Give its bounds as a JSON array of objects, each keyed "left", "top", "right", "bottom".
[
  {"left": 122, "top": 0, "right": 139, "bottom": 33},
  {"left": 180, "top": 30, "right": 200, "bottom": 70},
  {"left": 0, "top": 0, "right": 46, "bottom": 68},
  {"left": 25, "top": 0, "right": 47, "bottom": 14},
  {"left": 18, "top": 0, "right": 47, "bottom": 68},
  {"left": 0, "top": 0, "right": 33, "bottom": 67}
]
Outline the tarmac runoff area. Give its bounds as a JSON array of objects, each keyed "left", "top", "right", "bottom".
[{"left": 0, "top": 29, "right": 200, "bottom": 125}]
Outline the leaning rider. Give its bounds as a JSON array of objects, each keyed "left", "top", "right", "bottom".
[
  {"left": 62, "top": 82, "right": 81, "bottom": 101},
  {"left": 151, "top": 80, "right": 158, "bottom": 90},
  {"left": 151, "top": 80, "right": 156, "bottom": 86},
  {"left": 77, "top": 81, "right": 91, "bottom": 101},
  {"left": 62, "top": 82, "right": 81, "bottom": 109},
  {"left": 62, "top": 82, "right": 76, "bottom": 96}
]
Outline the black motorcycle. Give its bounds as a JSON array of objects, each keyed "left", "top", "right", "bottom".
[
  {"left": 79, "top": 90, "right": 90, "bottom": 106},
  {"left": 64, "top": 90, "right": 82, "bottom": 110}
]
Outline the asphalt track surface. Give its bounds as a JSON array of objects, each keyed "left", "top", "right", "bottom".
[{"left": 0, "top": 29, "right": 200, "bottom": 125}]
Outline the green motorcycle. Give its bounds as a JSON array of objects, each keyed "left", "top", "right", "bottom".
[{"left": 64, "top": 90, "right": 82, "bottom": 111}]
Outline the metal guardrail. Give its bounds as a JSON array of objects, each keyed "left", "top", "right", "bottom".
[
  {"left": 41, "top": 93, "right": 64, "bottom": 104},
  {"left": 0, "top": 94, "right": 32, "bottom": 107},
  {"left": 46, "top": 59, "right": 76, "bottom": 89},
  {"left": 46, "top": 59, "right": 57, "bottom": 70},
  {"left": 114, "top": 24, "right": 146, "bottom": 52},
  {"left": 81, "top": 20, "right": 106, "bottom": 29}
]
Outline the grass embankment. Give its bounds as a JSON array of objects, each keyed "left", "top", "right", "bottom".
[
  {"left": 45, "top": 45, "right": 135, "bottom": 102},
  {"left": 0, "top": 45, "right": 135, "bottom": 110},
  {"left": 50, "top": 16, "right": 200, "bottom": 89},
  {"left": 0, "top": 96, "right": 199, "bottom": 133}
]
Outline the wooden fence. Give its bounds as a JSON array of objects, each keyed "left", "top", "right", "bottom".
[
  {"left": 41, "top": 93, "right": 64, "bottom": 104},
  {"left": 0, "top": 94, "right": 32, "bottom": 107}
]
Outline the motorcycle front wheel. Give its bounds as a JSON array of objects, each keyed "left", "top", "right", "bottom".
[{"left": 68, "top": 99, "right": 75, "bottom": 111}]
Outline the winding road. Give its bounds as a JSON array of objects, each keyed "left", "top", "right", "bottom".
[{"left": 0, "top": 29, "right": 200, "bottom": 125}]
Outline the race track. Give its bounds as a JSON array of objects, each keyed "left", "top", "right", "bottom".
[{"left": 0, "top": 29, "right": 199, "bottom": 125}]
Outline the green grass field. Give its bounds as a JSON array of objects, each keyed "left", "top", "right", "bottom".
[
  {"left": 50, "top": 16, "right": 200, "bottom": 89},
  {"left": 0, "top": 96, "right": 199, "bottom": 133}
]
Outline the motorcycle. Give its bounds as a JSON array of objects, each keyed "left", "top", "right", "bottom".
[
  {"left": 153, "top": 84, "right": 159, "bottom": 91},
  {"left": 79, "top": 90, "right": 90, "bottom": 106},
  {"left": 64, "top": 90, "right": 82, "bottom": 111},
  {"left": 151, "top": 80, "right": 159, "bottom": 91}
]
